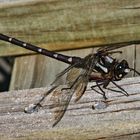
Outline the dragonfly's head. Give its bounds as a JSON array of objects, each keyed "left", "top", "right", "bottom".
[{"left": 114, "top": 60, "right": 130, "bottom": 80}]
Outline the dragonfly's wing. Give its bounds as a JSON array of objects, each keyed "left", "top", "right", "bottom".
[
  {"left": 49, "top": 54, "right": 97, "bottom": 126},
  {"left": 51, "top": 62, "right": 79, "bottom": 86},
  {"left": 73, "top": 74, "right": 88, "bottom": 102},
  {"left": 97, "top": 41, "right": 140, "bottom": 53},
  {"left": 66, "top": 68, "right": 88, "bottom": 102},
  {"left": 50, "top": 87, "right": 73, "bottom": 127},
  {"left": 50, "top": 68, "right": 88, "bottom": 126}
]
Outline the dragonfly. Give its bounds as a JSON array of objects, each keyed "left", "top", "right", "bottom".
[{"left": 0, "top": 33, "right": 140, "bottom": 126}]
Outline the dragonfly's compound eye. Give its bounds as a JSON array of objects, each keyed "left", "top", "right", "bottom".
[{"left": 114, "top": 60, "right": 130, "bottom": 80}]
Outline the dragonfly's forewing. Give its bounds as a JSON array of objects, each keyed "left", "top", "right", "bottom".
[
  {"left": 97, "top": 41, "right": 140, "bottom": 53},
  {"left": 48, "top": 54, "right": 97, "bottom": 126},
  {"left": 49, "top": 67, "right": 89, "bottom": 126},
  {"left": 51, "top": 64, "right": 79, "bottom": 86},
  {"left": 67, "top": 68, "right": 88, "bottom": 102}
]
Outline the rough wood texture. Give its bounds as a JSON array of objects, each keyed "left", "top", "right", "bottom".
[
  {"left": 0, "top": 0, "right": 140, "bottom": 56},
  {"left": 0, "top": 77, "right": 140, "bottom": 140}
]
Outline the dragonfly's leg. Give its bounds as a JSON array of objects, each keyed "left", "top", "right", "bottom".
[
  {"left": 96, "top": 81, "right": 107, "bottom": 100},
  {"left": 91, "top": 81, "right": 107, "bottom": 100},
  {"left": 102, "top": 80, "right": 110, "bottom": 88},
  {"left": 105, "top": 87, "right": 125, "bottom": 93},
  {"left": 111, "top": 80, "right": 129, "bottom": 96},
  {"left": 102, "top": 79, "right": 127, "bottom": 95},
  {"left": 91, "top": 82, "right": 104, "bottom": 89},
  {"left": 91, "top": 86, "right": 104, "bottom": 96}
]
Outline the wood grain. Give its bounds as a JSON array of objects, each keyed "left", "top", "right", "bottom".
[
  {"left": 0, "top": 0, "right": 140, "bottom": 56},
  {"left": 0, "top": 76, "right": 140, "bottom": 140}
]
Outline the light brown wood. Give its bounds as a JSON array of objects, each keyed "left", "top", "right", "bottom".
[
  {"left": 0, "top": 77, "right": 140, "bottom": 140},
  {"left": 0, "top": 0, "right": 140, "bottom": 56}
]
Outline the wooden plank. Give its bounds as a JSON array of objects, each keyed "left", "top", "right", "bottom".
[
  {"left": 0, "top": 77, "right": 140, "bottom": 139},
  {"left": 0, "top": 0, "right": 140, "bottom": 56},
  {"left": 135, "top": 44, "right": 140, "bottom": 75},
  {"left": 10, "top": 55, "right": 38, "bottom": 90}
]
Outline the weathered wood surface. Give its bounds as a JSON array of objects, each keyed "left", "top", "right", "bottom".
[
  {"left": 0, "top": 0, "right": 140, "bottom": 56},
  {"left": 0, "top": 77, "right": 140, "bottom": 140}
]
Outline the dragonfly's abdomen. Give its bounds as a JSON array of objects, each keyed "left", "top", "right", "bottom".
[{"left": 0, "top": 33, "right": 82, "bottom": 65}]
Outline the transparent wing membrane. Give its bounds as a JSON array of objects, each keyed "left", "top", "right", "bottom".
[
  {"left": 41, "top": 55, "right": 96, "bottom": 126},
  {"left": 50, "top": 68, "right": 91, "bottom": 126}
]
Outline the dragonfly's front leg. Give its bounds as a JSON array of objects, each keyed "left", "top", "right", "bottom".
[
  {"left": 103, "top": 79, "right": 129, "bottom": 96},
  {"left": 91, "top": 79, "right": 119, "bottom": 99}
]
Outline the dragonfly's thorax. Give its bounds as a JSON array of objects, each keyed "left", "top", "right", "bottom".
[
  {"left": 94, "top": 55, "right": 115, "bottom": 74},
  {"left": 94, "top": 55, "right": 130, "bottom": 81},
  {"left": 79, "top": 53, "right": 130, "bottom": 82},
  {"left": 80, "top": 54, "right": 115, "bottom": 74}
]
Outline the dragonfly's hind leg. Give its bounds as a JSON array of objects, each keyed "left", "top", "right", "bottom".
[{"left": 91, "top": 81, "right": 107, "bottom": 100}]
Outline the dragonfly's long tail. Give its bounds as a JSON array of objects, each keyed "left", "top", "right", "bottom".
[{"left": 0, "top": 33, "right": 82, "bottom": 65}]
